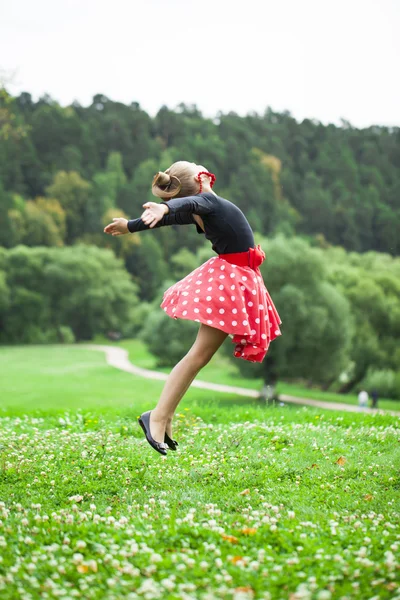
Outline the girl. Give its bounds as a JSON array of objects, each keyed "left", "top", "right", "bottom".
[{"left": 104, "top": 161, "right": 281, "bottom": 456}]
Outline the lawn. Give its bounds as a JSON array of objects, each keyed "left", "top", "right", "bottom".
[
  {"left": 0, "top": 345, "right": 399, "bottom": 599},
  {"left": 97, "top": 337, "right": 400, "bottom": 412}
]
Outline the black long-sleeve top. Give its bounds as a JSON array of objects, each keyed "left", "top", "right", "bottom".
[{"left": 127, "top": 192, "right": 255, "bottom": 254}]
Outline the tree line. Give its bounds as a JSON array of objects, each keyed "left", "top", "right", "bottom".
[
  {"left": 0, "top": 88, "right": 399, "bottom": 398},
  {"left": 1, "top": 90, "right": 399, "bottom": 256}
]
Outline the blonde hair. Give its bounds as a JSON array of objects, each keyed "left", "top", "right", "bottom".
[{"left": 152, "top": 161, "right": 208, "bottom": 200}]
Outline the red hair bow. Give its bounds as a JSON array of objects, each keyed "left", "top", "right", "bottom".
[{"left": 196, "top": 171, "right": 216, "bottom": 193}]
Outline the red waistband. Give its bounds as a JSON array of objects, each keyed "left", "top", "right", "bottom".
[{"left": 219, "top": 245, "right": 265, "bottom": 269}]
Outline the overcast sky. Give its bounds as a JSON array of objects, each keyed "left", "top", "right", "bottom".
[{"left": 1, "top": 0, "right": 399, "bottom": 128}]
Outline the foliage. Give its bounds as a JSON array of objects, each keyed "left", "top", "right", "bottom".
[
  {"left": 0, "top": 245, "right": 139, "bottom": 343},
  {"left": 46, "top": 171, "right": 95, "bottom": 243},
  {"left": 0, "top": 90, "right": 398, "bottom": 256},
  {"left": 361, "top": 368, "right": 400, "bottom": 400},
  {"left": 140, "top": 307, "right": 199, "bottom": 367},
  {"left": 325, "top": 247, "right": 400, "bottom": 389},
  {"left": 0, "top": 90, "right": 399, "bottom": 392}
]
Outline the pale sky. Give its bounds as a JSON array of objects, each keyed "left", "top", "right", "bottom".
[{"left": 1, "top": 0, "right": 399, "bottom": 128}]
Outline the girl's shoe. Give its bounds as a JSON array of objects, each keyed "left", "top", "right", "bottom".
[
  {"left": 164, "top": 432, "right": 179, "bottom": 451},
  {"left": 138, "top": 411, "right": 168, "bottom": 456}
]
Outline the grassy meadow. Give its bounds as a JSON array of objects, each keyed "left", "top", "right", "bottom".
[
  {"left": 0, "top": 343, "right": 399, "bottom": 599},
  {"left": 110, "top": 338, "right": 400, "bottom": 412}
]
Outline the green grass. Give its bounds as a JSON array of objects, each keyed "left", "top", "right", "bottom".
[
  {"left": 98, "top": 337, "right": 400, "bottom": 411},
  {"left": 0, "top": 345, "right": 399, "bottom": 599},
  {"left": 0, "top": 345, "right": 242, "bottom": 416},
  {"left": 115, "top": 337, "right": 263, "bottom": 391}
]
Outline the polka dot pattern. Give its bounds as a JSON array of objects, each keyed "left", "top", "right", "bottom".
[{"left": 161, "top": 254, "right": 282, "bottom": 363}]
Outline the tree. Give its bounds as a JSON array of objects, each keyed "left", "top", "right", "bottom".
[
  {"left": 9, "top": 200, "right": 64, "bottom": 247},
  {"left": 0, "top": 180, "right": 18, "bottom": 248},
  {"left": 327, "top": 249, "right": 400, "bottom": 388},
  {"left": 300, "top": 172, "right": 334, "bottom": 239},
  {"left": 35, "top": 197, "right": 67, "bottom": 241},
  {"left": 0, "top": 245, "right": 139, "bottom": 343},
  {"left": 1, "top": 89, "right": 399, "bottom": 257},
  {"left": 124, "top": 235, "right": 168, "bottom": 302},
  {"left": 141, "top": 307, "right": 198, "bottom": 367},
  {"left": 45, "top": 171, "right": 94, "bottom": 242},
  {"left": 92, "top": 151, "right": 127, "bottom": 217}
]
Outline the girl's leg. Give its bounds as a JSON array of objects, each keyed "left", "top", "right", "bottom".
[{"left": 149, "top": 324, "right": 228, "bottom": 443}]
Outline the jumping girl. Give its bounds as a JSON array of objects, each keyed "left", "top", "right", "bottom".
[{"left": 104, "top": 161, "right": 282, "bottom": 455}]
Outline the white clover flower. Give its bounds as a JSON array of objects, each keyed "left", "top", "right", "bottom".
[
  {"left": 161, "top": 578, "right": 175, "bottom": 591},
  {"left": 293, "top": 584, "right": 312, "bottom": 599},
  {"left": 363, "top": 537, "right": 371, "bottom": 544},
  {"left": 333, "top": 554, "right": 344, "bottom": 562},
  {"left": 150, "top": 553, "right": 163, "bottom": 564},
  {"left": 68, "top": 495, "right": 83, "bottom": 503},
  {"left": 72, "top": 553, "right": 84, "bottom": 564},
  {"left": 137, "top": 578, "right": 160, "bottom": 594},
  {"left": 384, "top": 551, "right": 396, "bottom": 567},
  {"left": 232, "top": 593, "right": 249, "bottom": 600},
  {"left": 316, "top": 591, "right": 332, "bottom": 600}
]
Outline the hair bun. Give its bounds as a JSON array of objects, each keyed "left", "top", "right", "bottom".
[
  {"left": 154, "top": 172, "right": 170, "bottom": 186},
  {"left": 152, "top": 171, "right": 182, "bottom": 199}
]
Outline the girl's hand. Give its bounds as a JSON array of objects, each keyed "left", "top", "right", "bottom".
[
  {"left": 104, "top": 218, "right": 129, "bottom": 236},
  {"left": 141, "top": 202, "right": 169, "bottom": 228}
]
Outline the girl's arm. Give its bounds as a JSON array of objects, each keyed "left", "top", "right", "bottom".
[
  {"left": 160, "top": 193, "right": 215, "bottom": 216},
  {"left": 104, "top": 194, "right": 214, "bottom": 236},
  {"left": 103, "top": 208, "right": 196, "bottom": 236},
  {"left": 127, "top": 210, "right": 195, "bottom": 232},
  {"left": 137, "top": 193, "right": 215, "bottom": 229}
]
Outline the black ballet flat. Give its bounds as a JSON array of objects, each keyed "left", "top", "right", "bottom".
[
  {"left": 138, "top": 411, "right": 168, "bottom": 456},
  {"left": 164, "top": 432, "right": 179, "bottom": 451}
]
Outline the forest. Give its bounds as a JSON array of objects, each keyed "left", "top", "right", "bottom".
[{"left": 0, "top": 88, "right": 399, "bottom": 398}]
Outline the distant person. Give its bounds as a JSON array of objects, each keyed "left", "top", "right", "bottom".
[
  {"left": 104, "top": 161, "right": 282, "bottom": 455},
  {"left": 371, "top": 389, "right": 379, "bottom": 408},
  {"left": 358, "top": 389, "right": 369, "bottom": 409}
]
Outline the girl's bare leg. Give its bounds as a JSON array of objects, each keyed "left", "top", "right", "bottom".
[{"left": 149, "top": 324, "right": 228, "bottom": 443}]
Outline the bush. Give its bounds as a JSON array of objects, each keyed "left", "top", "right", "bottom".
[
  {"left": 361, "top": 368, "right": 399, "bottom": 400},
  {"left": 0, "top": 245, "right": 139, "bottom": 343},
  {"left": 124, "top": 302, "right": 153, "bottom": 338},
  {"left": 58, "top": 326, "right": 75, "bottom": 344},
  {"left": 140, "top": 309, "right": 198, "bottom": 367}
]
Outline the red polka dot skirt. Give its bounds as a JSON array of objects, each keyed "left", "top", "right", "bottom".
[{"left": 161, "top": 245, "right": 282, "bottom": 362}]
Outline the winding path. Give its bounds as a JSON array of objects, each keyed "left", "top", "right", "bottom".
[{"left": 85, "top": 345, "right": 400, "bottom": 416}]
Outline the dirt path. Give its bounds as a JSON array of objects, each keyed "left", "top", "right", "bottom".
[{"left": 85, "top": 345, "right": 400, "bottom": 416}]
